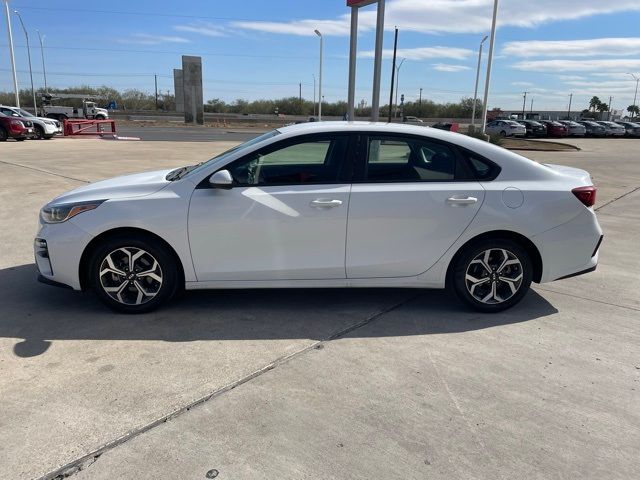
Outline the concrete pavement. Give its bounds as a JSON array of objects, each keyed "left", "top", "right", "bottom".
[{"left": 0, "top": 137, "right": 638, "bottom": 479}]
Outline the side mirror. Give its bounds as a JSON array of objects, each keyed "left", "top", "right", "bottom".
[{"left": 209, "top": 170, "right": 233, "bottom": 189}]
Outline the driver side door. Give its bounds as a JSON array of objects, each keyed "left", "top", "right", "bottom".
[{"left": 188, "top": 133, "right": 354, "bottom": 281}]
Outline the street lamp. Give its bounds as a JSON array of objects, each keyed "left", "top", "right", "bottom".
[
  {"left": 37, "top": 29, "right": 47, "bottom": 91},
  {"left": 627, "top": 73, "right": 639, "bottom": 118},
  {"left": 14, "top": 9, "right": 37, "bottom": 115},
  {"left": 394, "top": 58, "right": 405, "bottom": 118},
  {"left": 314, "top": 29, "right": 323, "bottom": 121},
  {"left": 312, "top": 73, "right": 316, "bottom": 117},
  {"left": 481, "top": 0, "right": 499, "bottom": 136},
  {"left": 3, "top": 0, "right": 20, "bottom": 106},
  {"left": 471, "top": 35, "right": 488, "bottom": 127}
]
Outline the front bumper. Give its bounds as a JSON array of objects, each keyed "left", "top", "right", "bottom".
[
  {"left": 43, "top": 123, "right": 62, "bottom": 135},
  {"left": 34, "top": 220, "right": 94, "bottom": 290}
]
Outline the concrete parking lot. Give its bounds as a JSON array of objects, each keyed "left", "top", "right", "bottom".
[{"left": 0, "top": 136, "right": 638, "bottom": 479}]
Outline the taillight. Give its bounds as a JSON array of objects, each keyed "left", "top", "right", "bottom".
[{"left": 572, "top": 186, "right": 597, "bottom": 207}]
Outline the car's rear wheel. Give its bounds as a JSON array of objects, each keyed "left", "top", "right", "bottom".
[
  {"left": 500, "top": 130, "right": 507, "bottom": 137},
  {"left": 452, "top": 239, "right": 532, "bottom": 313},
  {"left": 89, "top": 235, "right": 178, "bottom": 313}
]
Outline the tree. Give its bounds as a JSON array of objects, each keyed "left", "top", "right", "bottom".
[
  {"left": 596, "top": 102, "right": 609, "bottom": 113},
  {"left": 589, "top": 96, "right": 601, "bottom": 112},
  {"left": 627, "top": 105, "right": 639, "bottom": 118}
]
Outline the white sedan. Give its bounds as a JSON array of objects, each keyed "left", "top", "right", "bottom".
[
  {"left": 485, "top": 120, "right": 526, "bottom": 137},
  {"left": 35, "top": 122, "right": 602, "bottom": 313}
]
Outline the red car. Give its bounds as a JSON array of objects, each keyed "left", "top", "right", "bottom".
[
  {"left": 0, "top": 112, "right": 34, "bottom": 141},
  {"left": 538, "top": 120, "right": 568, "bottom": 137}
]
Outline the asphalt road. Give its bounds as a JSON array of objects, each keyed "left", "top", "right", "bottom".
[
  {"left": 0, "top": 138, "right": 638, "bottom": 479},
  {"left": 117, "top": 125, "right": 264, "bottom": 142}
]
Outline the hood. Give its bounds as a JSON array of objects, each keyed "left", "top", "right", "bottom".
[{"left": 49, "top": 169, "right": 173, "bottom": 205}]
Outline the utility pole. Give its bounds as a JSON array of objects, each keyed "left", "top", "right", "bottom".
[
  {"left": 567, "top": 93, "right": 573, "bottom": 119},
  {"left": 419, "top": 87, "right": 423, "bottom": 117},
  {"left": 471, "top": 35, "right": 488, "bottom": 127},
  {"left": 521, "top": 91, "right": 528, "bottom": 118},
  {"left": 394, "top": 58, "right": 405, "bottom": 118},
  {"left": 530, "top": 97, "right": 533, "bottom": 114},
  {"left": 608, "top": 96, "right": 613, "bottom": 121},
  {"left": 37, "top": 30, "right": 47, "bottom": 91},
  {"left": 14, "top": 10, "right": 36, "bottom": 115},
  {"left": 388, "top": 26, "right": 398, "bottom": 123},
  {"left": 299, "top": 82, "right": 302, "bottom": 115},
  {"left": 481, "top": 0, "right": 499, "bottom": 135},
  {"left": 154, "top": 74, "right": 158, "bottom": 110},
  {"left": 4, "top": 0, "right": 20, "bottom": 107},
  {"left": 347, "top": 4, "right": 358, "bottom": 121},
  {"left": 628, "top": 73, "right": 639, "bottom": 118}
]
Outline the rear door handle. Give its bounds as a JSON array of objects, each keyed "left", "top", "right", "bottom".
[
  {"left": 446, "top": 196, "right": 478, "bottom": 206},
  {"left": 310, "top": 199, "right": 343, "bottom": 208}
]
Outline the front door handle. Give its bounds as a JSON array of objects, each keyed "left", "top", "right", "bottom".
[
  {"left": 310, "top": 199, "right": 343, "bottom": 208},
  {"left": 446, "top": 196, "right": 478, "bottom": 206}
]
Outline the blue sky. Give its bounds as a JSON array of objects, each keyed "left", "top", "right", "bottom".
[{"left": 2, "top": 0, "right": 640, "bottom": 113}]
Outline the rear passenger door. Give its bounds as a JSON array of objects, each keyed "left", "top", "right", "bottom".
[{"left": 345, "top": 134, "right": 486, "bottom": 278}]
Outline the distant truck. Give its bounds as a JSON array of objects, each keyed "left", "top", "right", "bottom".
[{"left": 41, "top": 94, "right": 109, "bottom": 121}]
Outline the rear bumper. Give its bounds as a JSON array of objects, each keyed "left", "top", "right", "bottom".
[{"left": 534, "top": 209, "right": 603, "bottom": 283}]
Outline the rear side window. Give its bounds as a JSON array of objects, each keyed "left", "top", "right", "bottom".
[
  {"left": 463, "top": 152, "right": 501, "bottom": 181},
  {"left": 365, "top": 136, "right": 456, "bottom": 182}
]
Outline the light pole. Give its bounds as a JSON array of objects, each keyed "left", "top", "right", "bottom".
[
  {"left": 312, "top": 74, "right": 316, "bottom": 117},
  {"left": 37, "top": 30, "right": 47, "bottom": 91},
  {"left": 14, "top": 10, "right": 36, "bottom": 114},
  {"left": 471, "top": 35, "right": 488, "bottom": 127},
  {"left": 314, "top": 29, "right": 323, "bottom": 121},
  {"left": 481, "top": 0, "right": 499, "bottom": 136},
  {"left": 627, "top": 73, "right": 639, "bottom": 118},
  {"left": 567, "top": 93, "right": 573, "bottom": 119},
  {"left": 394, "top": 58, "right": 405, "bottom": 118},
  {"left": 521, "top": 91, "right": 528, "bottom": 118},
  {"left": 4, "top": 0, "right": 20, "bottom": 107}
]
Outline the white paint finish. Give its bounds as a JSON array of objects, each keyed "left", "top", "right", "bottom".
[
  {"left": 188, "top": 185, "right": 351, "bottom": 281},
  {"left": 346, "top": 182, "right": 485, "bottom": 278}
]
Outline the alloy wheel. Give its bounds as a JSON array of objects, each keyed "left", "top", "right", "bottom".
[
  {"left": 98, "top": 247, "right": 163, "bottom": 305},
  {"left": 465, "top": 248, "right": 523, "bottom": 304}
]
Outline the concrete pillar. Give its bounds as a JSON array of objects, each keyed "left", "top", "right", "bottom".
[
  {"left": 182, "top": 56, "right": 203, "bottom": 125},
  {"left": 173, "top": 69, "right": 184, "bottom": 113}
]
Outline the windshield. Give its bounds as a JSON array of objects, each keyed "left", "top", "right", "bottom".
[
  {"left": 167, "top": 130, "right": 281, "bottom": 181},
  {"left": 16, "top": 108, "right": 34, "bottom": 117}
]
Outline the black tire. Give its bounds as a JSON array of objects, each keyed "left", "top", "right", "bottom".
[
  {"left": 89, "top": 234, "right": 179, "bottom": 313},
  {"left": 500, "top": 130, "right": 507, "bottom": 137},
  {"left": 0, "top": 127, "right": 7, "bottom": 142},
  {"left": 95, "top": 114, "right": 106, "bottom": 120},
  {"left": 34, "top": 124, "right": 45, "bottom": 140},
  {"left": 452, "top": 238, "right": 533, "bottom": 313}
]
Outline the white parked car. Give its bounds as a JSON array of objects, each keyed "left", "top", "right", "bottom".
[
  {"left": 558, "top": 120, "right": 587, "bottom": 137},
  {"left": 485, "top": 120, "right": 526, "bottom": 137},
  {"left": 596, "top": 121, "right": 625, "bottom": 136},
  {"left": 36, "top": 122, "right": 603, "bottom": 313},
  {"left": 0, "top": 106, "right": 62, "bottom": 139}
]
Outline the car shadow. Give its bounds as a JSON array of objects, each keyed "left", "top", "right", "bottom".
[{"left": 0, "top": 264, "right": 558, "bottom": 357}]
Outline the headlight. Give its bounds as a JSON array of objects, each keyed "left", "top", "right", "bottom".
[{"left": 40, "top": 200, "right": 106, "bottom": 224}]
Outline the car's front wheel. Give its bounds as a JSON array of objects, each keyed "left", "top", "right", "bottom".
[
  {"left": 89, "top": 235, "right": 178, "bottom": 313},
  {"left": 452, "top": 239, "right": 532, "bottom": 313}
]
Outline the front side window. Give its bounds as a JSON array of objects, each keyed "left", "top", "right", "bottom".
[
  {"left": 228, "top": 135, "right": 348, "bottom": 186},
  {"left": 365, "top": 136, "right": 456, "bottom": 182}
]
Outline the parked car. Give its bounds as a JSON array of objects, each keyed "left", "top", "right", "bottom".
[
  {"left": 558, "top": 120, "right": 586, "bottom": 137},
  {"left": 517, "top": 120, "right": 547, "bottom": 137},
  {"left": 485, "top": 119, "right": 526, "bottom": 137},
  {"left": 36, "top": 122, "right": 603, "bottom": 314},
  {"left": 538, "top": 120, "right": 569, "bottom": 137},
  {"left": 578, "top": 121, "right": 607, "bottom": 137},
  {"left": 596, "top": 121, "right": 625, "bottom": 137},
  {"left": 0, "top": 111, "right": 34, "bottom": 141},
  {"left": 403, "top": 116, "right": 424, "bottom": 124},
  {"left": 615, "top": 121, "right": 640, "bottom": 137},
  {"left": 0, "top": 106, "right": 62, "bottom": 139},
  {"left": 431, "top": 122, "right": 456, "bottom": 131}
]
